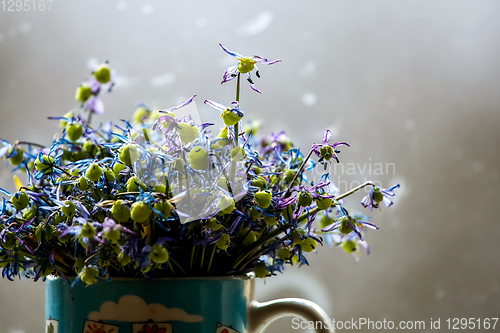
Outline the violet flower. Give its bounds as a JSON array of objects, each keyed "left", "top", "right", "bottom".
[
  {"left": 312, "top": 130, "right": 350, "bottom": 163},
  {"left": 219, "top": 43, "right": 281, "bottom": 93},
  {"left": 361, "top": 183, "right": 400, "bottom": 210}
]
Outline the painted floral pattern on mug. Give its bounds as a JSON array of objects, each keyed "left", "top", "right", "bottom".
[
  {"left": 132, "top": 322, "right": 173, "bottom": 333},
  {"left": 216, "top": 323, "right": 241, "bottom": 333},
  {"left": 84, "top": 320, "right": 120, "bottom": 333}
]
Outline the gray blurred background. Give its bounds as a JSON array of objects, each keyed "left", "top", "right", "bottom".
[{"left": 1, "top": 1, "right": 500, "bottom": 332}]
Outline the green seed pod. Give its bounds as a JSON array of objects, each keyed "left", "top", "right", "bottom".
[
  {"left": 373, "top": 187, "right": 384, "bottom": 203},
  {"left": 264, "top": 215, "right": 278, "bottom": 226},
  {"left": 222, "top": 109, "right": 243, "bottom": 126},
  {"left": 118, "top": 252, "right": 131, "bottom": 266},
  {"left": 61, "top": 200, "right": 76, "bottom": 217},
  {"left": 111, "top": 200, "right": 130, "bottom": 223},
  {"left": 51, "top": 212, "right": 66, "bottom": 225},
  {"left": 127, "top": 176, "right": 147, "bottom": 192},
  {"left": 80, "top": 222, "right": 96, "bottom": 238},
  {"left": 60, "top": 111, "right": 75, "bottom": 128},
  {"left": 74, "top": 256, "right": 85, "bottom": 274},
  {"left": 77, "top": 176, "right": 89, "bottom": 191},
  {"left": 217, "top": 176, "right": 229, "bottom": 190},
  {"left": 86, "top": 163, "right": 103, "bottom": 182},
  {"left": 230, "top": 147, "right": 245, "bottom": 161},
  {"left": 104, "top": 228, "right": 121, "bottom": 244},
  {"left": 178, "top": 123, "right": 199, "bottom": 144},
  {"left": 94, "top": 64, "right": 111, "bottom": 84},
  {"left": 104, "top": 169, "right": 116, "bottom": 182},
  {"left": 254, "top": 190, "right": 272, "bottom": 209},
  {"left": 251, "top": 177, "right": 267, "bottom": 191},
  {"left": 8, "top": 147, "right": 24, "bottom": 165},
  {"left": 216, "top": 233, "right": 230, "bottom": 250},
  {"left": 297, "top": 191, "right": 313, "bottom": 207},
  {"left": 252, "top": 166, "right": 261, "bottom": 174},
  {"left": 35, "top": 224, "right": 55, "bottom": 242},
  {"left": 11, "top": 192, "right": 29, "bottom": 210},
  {"left": 342, "top": 240, "right": 357, "bottom": 253},
  {"left": 188, "top": 147, "right": 208, "bottom": 170},
  {"left": 80, "top": 266, "right": 99, "bottom": 285},
  {"left": 291, "top": 229, "right": 305, "bottom": 245},
  {"left": 130, "top": 201, "right": 152, "bottom": 223},
  {"left": 242, "top": 230, "right": 257, "bottom": 246},
  {"left": 23, "top": 206, "right": 37, "bottom": 221},
  {"left": 154, "top": 201, "right": 172, "bottom": 219},
  {"left": 153, "top": 183, "right": 167, "bottom": 194},
  {"left": 315, "top": 195, "right": 333, "bottom": 210},
  {"left": 34, "top": 155, "right": 54, "bottom": 172},
  {"left": 278, "top": 248, "right": 291, "bottom": 261},
  {"left": 133, "top": 107, "right": 150, "bottom": 124},
  {"left": 254, "top": 262, "right": 269, "bottom": 279},
  {"left": 238, "top": 57, "right": 256, "bottom": 74},
  {"left": 301, "top": 238, "right": 317, "bottom": 252},
  {"left": 250, "top": 207, "right": 261, "bottom": 221},
  {"left": 206, "top": 218, "right": 222, "bottom": 231},
  {"left": 66, "top": 123, "right": 83, "bottom": 141},
  {"left": 320, "top": 145, "right": 334, "bottom": 160},
  {"left": 339, "top": 216, "right": 355, "bottom": 235},
  {"left": 113, "top": 162, "right": 126, "bottom": 176},
  {"left": 83, "top": 141, "right": 94, "bottom": 153},
  {"left": 75, "top": 84, "right": 92, "bottom": 103},
  {"left": 2, "top": 231, "right": 17, "bottom": 250},
  {"left": 149, "top": 244, "right": 169, "bottom": 264},
  {"left": 218, "top": 195, "right": 235, "bottom": 215},
  {"left": 318, "top": 213, "right": 334, "bottom": 230},
  {"left": 285, "top": 169, "right": 297, "bottom": 185},
  {"left": 118, "top": 144, "right": 139, "bottom": 166},
  {"left": 173, "top": 158, "right": 184, "bottom": 171}
]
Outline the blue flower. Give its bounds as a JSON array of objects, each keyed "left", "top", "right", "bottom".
[{"left": 312, "top": 130, "right": 349, "bottom": 163}]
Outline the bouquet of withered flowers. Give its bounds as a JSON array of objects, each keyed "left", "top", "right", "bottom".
[{"left": 0, "top": 44, "right": 399, "bottom": 285}]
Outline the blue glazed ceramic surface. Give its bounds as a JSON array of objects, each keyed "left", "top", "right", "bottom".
[{"left": 45, "top": 277, "right": 250, "bottom": 333}]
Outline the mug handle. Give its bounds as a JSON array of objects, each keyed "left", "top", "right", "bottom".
[{"left": 248, "top": 298, "right": 334, "bottom": 333}]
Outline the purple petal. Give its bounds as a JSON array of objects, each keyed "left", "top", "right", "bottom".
[
  {"left": 247, "top": 73, "right": 261, "bottom": 94},
  {"left": 253, "top": 55, "right": 281, "bottom": 65},
  {"left": 322, "top": 130, "right": 331, "bottom": 145},
  {"left": 204, "top": 99, "right": 227, "bottom": 112},
  {"left": 88, "top": 97, "right": 104, "bottom": 115},
  {"left": 222, "top": 64, "right": 238, "bottom": 84},
  {"left": 330, "top": 142, "right": 350, "bottom": 148},
  {"left": 170, "top": 95, "right": 196, "bottom": 112},
  {"left": 219, "top": 43, "right": 242, "bottom": 58}
]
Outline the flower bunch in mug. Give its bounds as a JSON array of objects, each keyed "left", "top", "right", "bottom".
[{"left": 0, "top": 45, "right": 399, "bottom": 285}]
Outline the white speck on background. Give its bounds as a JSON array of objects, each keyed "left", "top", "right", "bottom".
[
  {"left": 86, "top": 58, "right": 100, "bottom": 70},
  {"left": 300, "top": 61, "right": 316, "bottom": 77},
  {"left": 141, "top": 4, "right": 153, "bottom": 15},
  {"left": 117, "top": 1, "right": 128, "bottom": 11},
  {"left": 302, "top": 93, "right": 317, "bottom": 106},
  {"left": 436, "top": 290, "right": 445, "bottom": 300},
  {"left": 150, "top": 73, "right": 176, "bottom": 88},
  {"left": 404, "top": 119, "right": 415, "bottom": 131},
  {"left": 0, "top": 34, "right": 5, "bottom": 43},
  {"left": 18, "top": 23, "right": 31, "bottom": 34},
  {"left": 237, "top": 11, "right": 274, "bottom": 36},
  {"left": 196, "top": 18, "right": 208, "bottom": 28}
]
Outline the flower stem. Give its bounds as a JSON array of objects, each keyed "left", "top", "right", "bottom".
[
  {"left": 234, "top": 73, "right": 241, "bottom": 146},
  {"left": 15, "top": 141, "right": 46, "bottom": 149},
  {"left": 207, "top": 244, "right": 216, "bottom": 273},
  {"left": 283, "top": 149, "right": 314, "bottom": 198}
]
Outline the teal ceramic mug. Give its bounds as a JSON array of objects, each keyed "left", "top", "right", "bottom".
[{"left": 45, "top": 276, "right": 333, "bottom": 333}]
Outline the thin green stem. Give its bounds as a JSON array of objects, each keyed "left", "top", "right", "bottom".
[
  {"left": 15, "top": 141, "right": 46, "bottom": 149},
  {"left": 234, "top": 73, "right": 241, "bottom": 146},
  {"left": 207, "top": 245, "right": 216, "bottom": 274},
  {"left": 283, "top": 149, "right": 315, "bottom": 198},
  {"left": 169, "top": 257, "right": 187, "bottom": 276}
]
